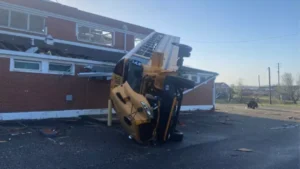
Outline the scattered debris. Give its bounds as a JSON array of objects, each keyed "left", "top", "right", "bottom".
[
  {"left": 57, "top": 136, "right": 69, "bottom": 140},
  {"left": 11, "top": 133, "right": 19, "bottom": 136},
  {"left": 0, "top": 140, "right": 7, "bottom": 143},
  {"left": 8, "top": 138, "right": 11, "bottom": 141},
  {"left": 270, "top": 124, "right": 299, "bottom": 130},
  {"left": 59, "top": 142, "right": 65, "bottom": 146},
  {"left": 219, "top": 121, "right": 232, "bottom": 125},
  {"left": 40, "top": 128, "right": 58, "bottom": 137},
  {"left": 236, "top": 148, "right": 253, "bottom": 152},
  {"left": 47, "top": 138, "right": 57, "bottom": 144},
  {"left": 230, "top": 154, "right": 238, "bottom": 157}
]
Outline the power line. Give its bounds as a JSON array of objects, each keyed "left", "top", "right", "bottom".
[{"left": 183, "top": 33, "right": 298, "bottom": 44}]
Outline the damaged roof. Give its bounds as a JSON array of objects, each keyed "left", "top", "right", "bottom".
[{"left": 1, "top": 0, "right": 154, "bottom": 35}]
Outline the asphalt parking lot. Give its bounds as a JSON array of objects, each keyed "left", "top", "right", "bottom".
[{"left": 0, "top": 109, "right": 299, "bottom": 169}]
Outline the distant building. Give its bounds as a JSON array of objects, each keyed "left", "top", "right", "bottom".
[
  {"left": 180, "top": 66, "right": 219, "bottom": 110},
  {"left": 215, "top": 82, "right": 230, "bottom": 99}
]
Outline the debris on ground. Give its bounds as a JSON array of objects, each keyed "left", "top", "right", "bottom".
[
  {"left": 270, "top": 124, "right": 299, "bottom": 130},
  {"left": 0, "top": 140, "right": 7, "bottom": 143},
  {"left": 219, "top": 121, "right": 232, "bottom": 125},
  {"left": 57, "top": 136, "right": 69, "bottom": 140},
  {"left": 236, "top": 148, "right": 253, "bottom": 152},
  {"left": 59, "top": 142, "right": 65, "bottom": 146},
  {"left": 40, "top": 128, "right": 58, "bottom": 137},
  {"left": 11, "top": 133, "right": 19, "bottom": 136},
  {"left": 47, "top": 138, "right": 57, "bottom": 144}
]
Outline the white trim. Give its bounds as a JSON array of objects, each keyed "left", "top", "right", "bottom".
[
  {"left": 0, "top": 49, "right": 116, "bottom": 66},
  {"left": 77, "top": 72, "right": 113, "bottom": 77},
  {"left": 0, "top": 1, "right": 149, "bottom": 37},
  {"left": 180, "top": 105, "right": 214, "bottom": 111},
  {"left": 0, "top": 109, "right": 109, "bottom": 121},
  {"left": 124, "top": 31, "right": 127, "bottom": 51},
  {"left": 213, "top": 80, "right": 216, "bottom": 107},
  {"left": 183, "top": 76, "right": 217, "bottom": 95},
  {"left": 0, "top": 29, "right": 126, "bottom": 54}
]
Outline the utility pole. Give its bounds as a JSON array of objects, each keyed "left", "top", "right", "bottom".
[
  {"left": 258, "top": 75, "right": 261, "bottom": 88},
  {"left": 277, "top": 63, "right": 281, "bottom": 100},
  {"left": 268, "top": 67, "right": 272, "bottom": 104},
  {"left": 277, "top": 63, "right": 280, "bottom": 86}
]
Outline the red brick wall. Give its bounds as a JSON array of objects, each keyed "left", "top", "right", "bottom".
[
  {"left": 182, "top": 80, "right": 214, "bottom": 105},
  {"left": 0, "top": 58, "right": 110, "bottom": 112},
  {"left": 114, "top": 32, "right": 125, "bottom": 50},
  {"left": 126, "top": 34, "right": 134, "bottom": 51}
]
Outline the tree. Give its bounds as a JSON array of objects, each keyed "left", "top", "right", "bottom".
[
  {"left": 234, "top": 79, "right": 244, "bottom": 103},
  {"left": 281, "top": 73, "right": 300, "bottom": 104},
  {"left": 228, "top": 84, "right": 235, "bottom": 102}
]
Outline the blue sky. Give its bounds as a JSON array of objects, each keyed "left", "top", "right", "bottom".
[{"left": 59, "top": 0, "right": 299, "bottom": 86}]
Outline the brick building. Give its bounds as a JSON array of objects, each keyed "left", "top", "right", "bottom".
[{"left": 0, "top": 0, "right": 217, "bottom": 120}]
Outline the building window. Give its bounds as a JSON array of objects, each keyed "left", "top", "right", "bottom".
[
  {"left": 10, "top": 11, "right": 28, "bottom": 30},
  {"left": 200, "top": 77, "right": 206, "bottom": 83},
  {"left": 29, "top": 15, "right": 45, "bottom": 33},
  {"left": 1, "top": 9, "right": 46, "bottom": 34},
  {"left": 183, "top": 75, "right": 189, "bottom": 79},
  {"left": 0, "top": 8, "right": 9, "bottom": 26},
  {"left": 78, "top": 26, "right": 90, "bottom": 41},
  {"left": 11, "top": 59, "right": 75, "bottom": 75},
  {"left": 49, "top": 63, "right": 73, "bottom": 74},
  {"left": 77, "top": 25, "right": 113, "bottom": 46},
  {"left": 14, "top": 60, "right": 41, "bottom": 71},
  {"left": 134, "top": 37, "right": 142, "bottom": 47},
  {"left": 191, "top": 75, "right": 198, "bottom": 83}
]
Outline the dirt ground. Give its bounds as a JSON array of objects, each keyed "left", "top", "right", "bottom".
[{"left": 216, "top": 104, "right": 300, "bottom": 122}]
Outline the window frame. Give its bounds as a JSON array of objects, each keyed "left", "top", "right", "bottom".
[
  {"left": 191, "top": 75, "right": 199, "bottom": 83},
  {"left": 48, "top": 62, "right": 74, "bottom": 75},
  {"left": 76, "top": 24, "right": 115, "bottom": 46},
  {"left": 10, "top": 58, "right": 75, "bottom": 76},
  {"left": 28, "top": 14, "right": 46, "bottom": 33},
  {"left": 10, "top": 10, "right": 29, "bottom": 30},
  {"left": 0, "top": 8, "right": 9, "bottom": 27},
  {"left": 0, "top": 7, "right": 46, "bottom": 35},
  {"left": 12, "top": 59, "right": 42, "bottom": 73}
]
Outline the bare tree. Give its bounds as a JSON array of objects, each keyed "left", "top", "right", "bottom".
[
  {"left": 281, "top": 73, "right": 300, "bottom": 104},
  {"left": 228, "top": 84, "right": 235, "bottom": 102},
  {"left": 234, "top": 79, "right": 244, "bottom": 103}
]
